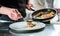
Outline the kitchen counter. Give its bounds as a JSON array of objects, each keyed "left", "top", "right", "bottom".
[
  {"left": 0, "top": 0, "right": 59, "bottom": 36},
  {"left": 0, "top": 24, "right": 59, "bottom": 36},
  {"left": 0, "top": 10, "right": 59, "bottom": 36},
  {"left": 0, "top": 9, "right": 59, "bottom": 36}
]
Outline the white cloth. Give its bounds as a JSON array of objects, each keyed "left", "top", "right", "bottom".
[
  {"left": 53, "top": 0, "right": 60, "bottom": 9},
  {"left": 29, "top": 0, "right": 48, "bottom": 10}
]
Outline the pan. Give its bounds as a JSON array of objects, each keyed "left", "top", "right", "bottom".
[{"left": 32, "top": 8, "right": 57, "bottom": 22}]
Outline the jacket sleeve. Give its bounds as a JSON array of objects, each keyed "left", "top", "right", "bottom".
[
  {"left": 0, "top": 0, "right": 27, "bottom": 17},
  {"left": 26, "top": 0, "right": 29, "bottom": 4},
  {"left": 0, "top": 4, "right": 2, "bottom": 7},
  {"left": 0, "top": 0, "right": 2, "bottom": 7}
]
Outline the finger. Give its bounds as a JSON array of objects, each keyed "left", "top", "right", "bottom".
[
  {"left": 14, "top": 9, "right": 21, "bottom": 16},
  {"left": 15, "top": 9, "right": 21, "bottom": 14},
  {"left": 12, "top": 9, "right": 18, "bottom": 14},
  {"left": 15, "top": 9, "right": 23, "bottom": 17},
  {"left": 8, "top": 14, "right": 16, "bottom": 20},
  {"left": 12, "top": 9, "right": 23, "bottom": 20},
  {"left": 11, "top": 11, "right": 20, "bottom": 20},
  {"left": 12, "top": 10, "right": 18, "bottom": 17},
  {"left": 15, "top": 9, "right": 19, "bottom": 14},
  {"left": 16, "top": 13, "right": 23, "bottom": 19},
  {"left": 26, "top": 5, "right": 31, "bottom": 10},
  {"left": 18, "top": 16, "right": 23, "bottom": 20},
  {"left": 31, "top": 4, "right": 34, "bottom": 7},
  {"left": 11, "top": 13, "right": 15, "bottom": 18},
  {"left": 12, "top": 11, "right": 23, "bottom": 20},
  {"left": 11, "top": 13, "right": 18, "bottom": 20}
]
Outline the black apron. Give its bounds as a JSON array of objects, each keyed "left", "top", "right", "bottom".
[{"left": 0, "top": 0, "right": 28, "bottom": 22}]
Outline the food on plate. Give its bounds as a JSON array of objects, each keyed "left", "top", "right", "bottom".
[
  {"left": 35, "top": 11, "right": 54, "bottom": 19},
  {"left": 27, "top": 20, "right": 36, "bottom": 28}
]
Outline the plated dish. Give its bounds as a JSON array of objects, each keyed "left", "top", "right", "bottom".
[{"left": 9, "top": 21, "right": 45, "bottom": 31}]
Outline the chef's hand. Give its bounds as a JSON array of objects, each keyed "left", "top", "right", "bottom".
[
  {"left": 26, "top": 2, "right": 34, "bottom": 10},
  {"left": 0, "top": 6, "right": 23, "bottom": 20}
]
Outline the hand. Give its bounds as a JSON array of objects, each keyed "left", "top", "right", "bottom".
[
  {"left": 26, "top": 2, "right": 34, "bottom": 10},
  {"left": 0, "top": 6, "right": 23, "bottom": 20}
]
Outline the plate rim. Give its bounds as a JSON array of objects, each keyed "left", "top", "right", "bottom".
[{"left": 9, "top": 21, "right": 46, "bottom": 31}]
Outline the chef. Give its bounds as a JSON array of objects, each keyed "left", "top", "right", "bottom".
[{"left": 0, "top": 0, "right": 33, "bottom": 22}]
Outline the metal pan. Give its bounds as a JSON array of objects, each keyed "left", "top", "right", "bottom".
[{"left": 32, "top": 8, "right": 57, "bottom": 22}]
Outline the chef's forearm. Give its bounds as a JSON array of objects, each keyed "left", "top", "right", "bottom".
[{"left": 0, "top": 6, "right": 6, "bottom": 14}]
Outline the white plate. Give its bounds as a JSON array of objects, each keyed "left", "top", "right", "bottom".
[{"left": 9, "top": 21, "right": 45, "bottom": 31}]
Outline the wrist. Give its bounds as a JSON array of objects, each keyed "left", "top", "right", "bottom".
[{"left": 0, "top": 6, "right": 8, "bottom": 15}]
